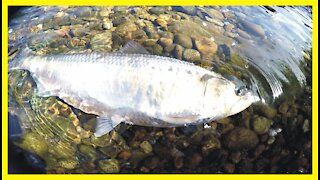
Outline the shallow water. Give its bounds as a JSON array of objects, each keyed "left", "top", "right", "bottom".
[{"left": 8, "top": 6, "right": 312, "bottom": 173}]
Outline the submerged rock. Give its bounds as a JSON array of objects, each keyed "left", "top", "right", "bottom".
[
  {"left": 194, "top": 36, "right": 218, "bottom": 58},
  {"left": 90, "top": 32, "right": 112, "bottom": 52},
  {"left": 17, "top": 131, "right": 48, "bottom": 156},
  {"left": 252, "top": 116, "right": 273, "bottom": 135},
  {"left": 169, "top": 20, "right": 212, "bottom": 39},
  {"left": 98, "top": 159, "right": 120, "bottom": 173},
  {"left": 58, "top": 158, "right": 79, "bottom": 169},
  {"left": 174, "top": 33, "right": 193, "bottom": 49},
  {"left": 140, "top": 141, "right": 153, "bottom": 154},
  {"left": 224, "top": 127, "right": 259, "bottom": 150},
  {"left": 183, "top": 49, "right": 201, "bottom": 63},
  {"left": 239, "top": 19, "right": 265, "bottom": 37}
]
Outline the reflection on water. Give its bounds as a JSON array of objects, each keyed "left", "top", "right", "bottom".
[{"left": 8, "top": 6, "right": 312, "bottom": 173}]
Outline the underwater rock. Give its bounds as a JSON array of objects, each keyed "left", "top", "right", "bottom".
[
  {"left": 224, "top": 31, "right": 237, "bottom": 38},
  {"left": 183, "top": 49, "right": 201, "bottom": 63},
  {"left": 223, "top": 163, "right": 235, "bottom": 173},
  {"left": 58, "top": 158, "right": 79, "bottom": 169},
  {"left": 102, "top": 19, "right": 113, "bottom": 30},
  {"left": 252, "top": 116, "right": 273, "bottom": 135},
  {"left": 159, "top": 31, "right": 174, "bottom": 39},
  {"left": 139, "top": 141, "right": 153, "bottom": 154},
  {"left": 150, "top": 7, "right": 166, "bottom": 15},
  {"left": 129, "top": 149, "right": 151, "bottom": 168},
  {"left": 98, "top": 159, "right": 120, "bottom": 173},
  {"left": 194, "top": 36, "right": 218, "bottom": 58},
  {"left": 239, "top": 19, "right": 265, "bottom": 37},
  {"left": 70, "top": 27, "right": 90, "bottom": 37},
  {"left": 173, "top": 6, "right": 197, "bottom": 15},
  {"left": 224, "top": 23, "right": 235, "bottom": 32},
  {"left": 143, "top": 39, "right": 158, "bottom": 47},
  {"left": 115, "top": 21, "right": 138, "bottom": 37},
  {"left": 169, "top": 20, "right": 212, "bottom": 39},
  {"left": 164, "top": 44, "right": 176, "bottom": 54},
  {"left": 132, "top": 29, "right": 148, "bottom": 43},
  {"left": 99, "top": 7, "right": 113, "bottom": 17},
  {"left": 48, "top": 141, "right": 76, "bottom": 159},
  {"left": 259, "top": 105, "right": 277, "bottom": 119},
  {"left": 205, "top": 16, "right": 224, "bottom": 27},
  {"left": 90, "top": 32, "right": 112, "bottom": 52},
  {"left": 187, "top": 152, "right": 203, "bottom": 168},
  {"left": 207, "top": 8, "right": 224, "bottom": 20},
  {"left": 174, "top": 33, "right": 193, "bottom": 49},
  {"left": 237, "top": 28, "right": 251, "bottom": 39},
  {"left": 230, "top": 151, "right": 242, "bottom": 164},
  {"left": 223, "top": 11, "right": 235, "bottom": 19},
  {"left": 173, "top": 45, "right": 184, "bottom": 59},
  {"left": 78, "top": 144, "right": 97, "bottom": 160},
  {"left": 118, "top": 149, "right": 132, "bottom": 161},
  {"left": 159, "top": 37, "right": 173, "bottom": 47},
  {"left": 143, "top": 156, "right": 160, "bottom": 170},
  {"left": 156, "top": 14, "right": 172, "bottom": 27},
  {"left": 17, "top": 131, "right": 48, "bottom": 156},
  {"left": 224, "top": 127, "right": 259, "bottom": 150},
  {"left": 278, "top": 101, "right": 289, "bottom": 114},
  {"left": 72, "top": 7, "right": 93, "bottom": 18},
  {"left": 201, "top": 135, "right": 221, "bottom": 155},
  {"left": 151, "top": 44, "right": 164, "bottom": 55}
]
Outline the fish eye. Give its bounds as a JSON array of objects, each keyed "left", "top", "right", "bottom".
[{"left": 235, "top": 86, "right": 248, "bottom": 96}]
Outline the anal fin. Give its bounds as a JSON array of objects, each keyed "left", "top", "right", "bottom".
[{"left": 94, "top": 115, "right": 124, "bottom": 137}]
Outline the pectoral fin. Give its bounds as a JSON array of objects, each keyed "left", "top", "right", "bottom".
[{"left": 94, "top": 115, "right": 124, "bottom": 137}]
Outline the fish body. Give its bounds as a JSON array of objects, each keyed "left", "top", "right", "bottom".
[{"left": 9, "top": 42, "right": 257, "bottom": 136}]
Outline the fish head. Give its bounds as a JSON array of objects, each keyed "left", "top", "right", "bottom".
[{"left": 202, "top": 76, "right": 259, "bottom": 118}]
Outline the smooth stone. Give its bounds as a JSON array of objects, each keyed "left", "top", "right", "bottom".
[
  {"left": 159, "top": 37, "right": 173, "bottom": 47},
  {"left": 90, "top": 32, "right": 112, "bottom": 52},
  {"left": 70, "top": 27, "right": 89, "bottom": 37},
  {"left": 207, "top": 8, "right": 225, "bottom": 19},
  {"left": 115, "top": 21, "right": 137, "bottom": 37},
  {"left": 156, "top": 14, "right": 172, "bottom": 27},
  {"left": 132, "top": 30, "right": 148, "bottom": 41},
  {"left": 173, "top": 6, "right": 197, "bottom": 15},
  {"left": 139, "top": 141, "right": 153, "bottom": 154},
  {"left": 164, "top": 44, "right": 176, "bottom": 53},
  {"left": 58, "top": 159, "right": 79, "bottom": 169},
  {"left": 174, "top": 33, "right": 193, "bottom": 49},
  {"left": 152, "top": 44, "right": 163, "bottom": 55},
  {"left": 150, "top": 7, "right": 166, "bottom": 15},
  {"left": 225, "top": 23, "right": 235, "bottom": 32},
  {"left": 183, "top": 49, "right": 201, "bottom": 63},
  {"left": 174, "top": 44, "right": 184, "bottom": 60},
  {"left": 224, "top": 127, "right": 259, "bottom": 150},
  {"left": 239, "top": 19, "right": 265, "bottom": 37},
  {"left": 98, "top": 159, "right": 120, "bottom": 173},
  {"left": 252, "top": 116, "right": 273, "bottom": 135},
  {"left": 159, "top": 31, "right": 174, "bottom": 39},
  {"left": 194, "top": 36, "right": 218, "bottom": 57},
  {"left": 169, "top": 20, "right": 212, "bottom": 39},
  {"left": 224, "top": 31, "right": 237, "bottom": 38},
  {"left": 223, "top": 11, "right": 235, "bottom": 19},
  {"left": 237, "top": 28, "right": 251, "bottom": 39},
  {"left": 205, "top": 16, "right": 224, "bottom": 27}
]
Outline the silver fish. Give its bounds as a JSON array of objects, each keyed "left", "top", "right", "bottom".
[{"left": 9, "top": 41, "right": 258, "bottom": 137}]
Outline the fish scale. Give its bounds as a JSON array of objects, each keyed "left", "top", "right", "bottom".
[{"left": 9, "top": 41, "right": 256, "bottom": 137}]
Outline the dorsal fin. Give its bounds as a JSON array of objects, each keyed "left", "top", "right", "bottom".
[{"left": 118, "top": 40, "right": 150, "bottom": 54}]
